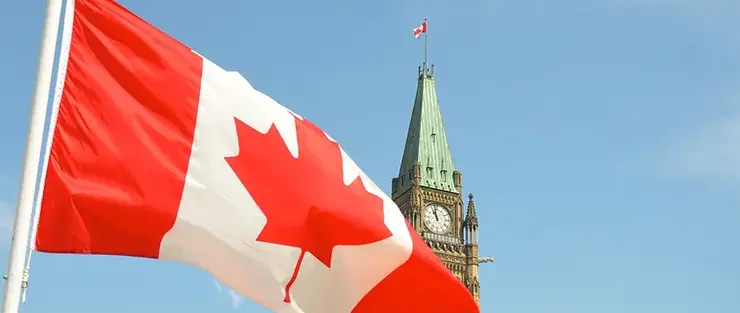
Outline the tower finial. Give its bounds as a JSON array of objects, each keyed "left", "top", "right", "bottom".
[
  {"left": 464, "top": 192, "right": 479, "bottom": 246},
  {"left": 467, "top": 193, "right": 477, "bottom": 218}
]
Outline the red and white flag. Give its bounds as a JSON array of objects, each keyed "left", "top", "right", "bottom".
[
  {"left": 412, "top": 19, "right": 427, "bottom": 39},
  {"left": 34, "top": 1, "right": 477, "bottom": 313}
]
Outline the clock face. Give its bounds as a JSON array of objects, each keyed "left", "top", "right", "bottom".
[{"left": 424, "top": 204, "right": 452, "bottom": 234}]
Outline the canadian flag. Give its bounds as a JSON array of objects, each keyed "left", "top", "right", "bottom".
[
  {"left": 34, "top": 0, "right": 478, "bottom": 313},
  {"left": 412, "top": 19, "right": 427, "bottom": 39}
]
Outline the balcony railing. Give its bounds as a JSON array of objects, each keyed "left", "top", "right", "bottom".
[{"left": 421, "top": 232, "right": 461, "bottom": 245}]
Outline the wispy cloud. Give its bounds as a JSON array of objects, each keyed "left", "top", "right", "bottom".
[
  {"left": 478, "top": 0, "right": 740, "bottom": 45},
  {"left": 212, "top": 279, "right": 223, "bottom": 293},
  {"left": 600, "top": 0, "right": 740, "bottom": 37},
  {"left": 228, "top": 289, "right": 243, "bottom": 308},
  {"left": 0, "top": 201, "right": 15, "bottom": 241},
  {"left": 213, "top": 279, "right": 243, "bottom": 309},
  {"left": 659, "top": 115, "right": 740, "bottom": 182}
]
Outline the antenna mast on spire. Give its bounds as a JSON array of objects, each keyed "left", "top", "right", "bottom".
[
  {"left": 423, "top": 18, "right": 428, "bottom": 74},
  {"left": 412, "top": 18, "right": 429, "bottom": 75}
]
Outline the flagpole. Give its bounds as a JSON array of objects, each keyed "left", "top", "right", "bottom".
[
  {"left": 424, "top": 18, "right": 428, "bottom": 73},
  {"left": 2, "top": 0, "right": 65, "bottom": 312}
]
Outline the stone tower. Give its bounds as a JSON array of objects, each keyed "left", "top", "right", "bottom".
[{"left": 391, "top": 65, "right": 481, "bottom": 304}]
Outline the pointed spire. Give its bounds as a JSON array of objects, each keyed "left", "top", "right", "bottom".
[
  {"left": 394, "top": 66, "right": 456, "bottom": 196},
  {"left": 465, "top": 193, "right": 479, "bottom": 246},
  {"left": 466, "top": 193, "right": 478, "bottom": 224}
]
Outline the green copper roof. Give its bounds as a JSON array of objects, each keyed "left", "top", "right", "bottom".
[{"left": 397, "top": 69, "right": 457, "bottom": 194}]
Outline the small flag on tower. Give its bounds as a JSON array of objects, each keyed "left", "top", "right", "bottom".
[{"left": 412, "top": 19, "right": 427, "bottom": 39}]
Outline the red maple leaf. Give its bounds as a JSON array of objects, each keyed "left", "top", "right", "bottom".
[{"left": 225, "top": 115, "right": 392, "bottom": 303}]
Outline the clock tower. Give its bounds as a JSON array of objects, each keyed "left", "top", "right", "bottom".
[{"left": 391, "top": 64, "right": 482, "bottom": 304}]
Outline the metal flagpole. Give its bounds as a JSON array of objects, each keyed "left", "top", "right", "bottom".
[
  {"left": 423, "top": 19, "right": 428, "bottom": 73},
  {"left": 1, "top": 0, "right": 65, "bottom": 312}
]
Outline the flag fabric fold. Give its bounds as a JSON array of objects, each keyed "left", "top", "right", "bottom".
[
  {"left": 34, "top": 1, "right": 478, "bottom": 312},
  {"left": 412, "top": 19, "right": 427, "bottom": 39}
]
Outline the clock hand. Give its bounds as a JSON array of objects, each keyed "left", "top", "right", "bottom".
[{"left": 433, "top": 209, "right": 439, "bottom": 221}]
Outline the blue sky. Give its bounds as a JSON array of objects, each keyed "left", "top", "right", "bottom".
[{"left": 1, "top": 0, "right": 739, "bottom": 312}]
